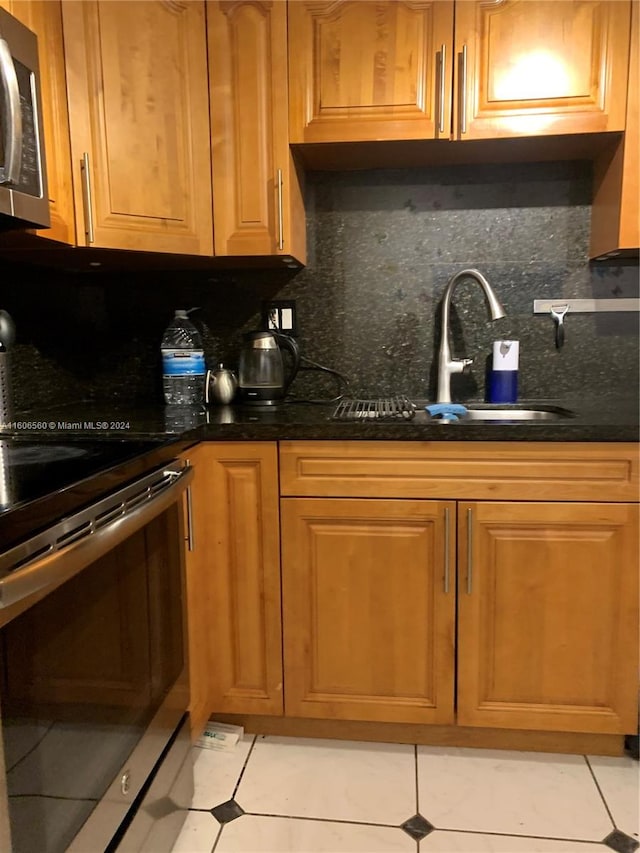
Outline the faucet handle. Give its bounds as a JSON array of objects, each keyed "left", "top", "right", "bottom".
[
  {"left": 448, "top": 358, "right": 473, "bottom": 376},
  {"left": 451, "top": 357, "right": 473, "bottom": 374}
]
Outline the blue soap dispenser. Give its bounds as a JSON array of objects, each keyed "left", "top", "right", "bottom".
[{"left": 488, "top": 340, "right": 519, "bottom": 403}]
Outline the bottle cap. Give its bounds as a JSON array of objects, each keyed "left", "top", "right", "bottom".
[{"left": 175, "top": 309, "right": 188, "bottom": 319}]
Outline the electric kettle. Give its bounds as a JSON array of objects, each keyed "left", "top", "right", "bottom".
[{"left": 237, "top": 331, "right": 300, "bottom": 406}]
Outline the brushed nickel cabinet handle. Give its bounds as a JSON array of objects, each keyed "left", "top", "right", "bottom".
[
  {"left": 438, "top": 43, "right": 446, "bottom": 134},
  {"left": 185, "top": 484, "right": 194, "bottom": 552},
  {"left": 0, "top": 38, "right": 23, "bottom": 185},
  {"left": 443, "top": 506, "right": 450, "bottom": 593},
  {"left": 276, "top": 168, "right": 284, "bottom": 250},
  {"left": 466, "top": 506, "right": 473, "bottom": 594},
  {"left": 80, "top": 152, "right": 95, "bottom": 244},
  {"left": 460, "top": 44, "right": 468, "bottom": 136}
]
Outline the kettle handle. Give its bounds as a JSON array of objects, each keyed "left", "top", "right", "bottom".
[{"left": 275, "top": 333, "right": 301, "bottom": 394}]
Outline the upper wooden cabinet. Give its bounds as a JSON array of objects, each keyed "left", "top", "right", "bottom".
[
  {"left": 0, "top": 0, "right": 75, "bottom": 243},
  {"left": 62, "top": 0, "right": 213, "bottom": 255},
  {"left": 590, "top": 0, "right": 639, "bottom": 258},
  {"left": 288, "top": 0, "right": 455, "bottom": 143},
  {"left": 208, "top": 0, "right": 306, "bottom": 262},
  {"left": 288, "top": 0, "right": 632, "bottom": 144},
  {"left": 455, "top": 0, "right": 631, "bottom": 140}
]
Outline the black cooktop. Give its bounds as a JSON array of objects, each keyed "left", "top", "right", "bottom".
[{"left": 0, "top": 437, "right": 190, "bottom": 553}]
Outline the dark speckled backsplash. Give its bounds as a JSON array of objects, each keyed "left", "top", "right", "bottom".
[{"left": 1, "top": 160, "right": 638, "bottom": 411}]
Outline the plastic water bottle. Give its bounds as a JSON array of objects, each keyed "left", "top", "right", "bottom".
[{"left": 161, "top": 310, "right": 206, "bottom": 404}]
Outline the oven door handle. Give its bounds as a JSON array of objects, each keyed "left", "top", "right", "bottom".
[{"left": 0, "top": 463, "right": 194, "bottom": 624}]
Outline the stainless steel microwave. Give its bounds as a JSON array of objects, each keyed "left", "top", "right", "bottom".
[{"left": 0, "top": 7, "right": 49, "bottom": 230}]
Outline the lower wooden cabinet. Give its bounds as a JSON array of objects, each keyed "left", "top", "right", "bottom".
[
  {"left": 190, "top": 440, "right": 639, "bottom": 746},
  {"left": 457, "top": 501, "right": 639, "bottom": 735},
  {"left": 186, "top": 442, "right": 283, "bottom": 722},
  {"left": 280, "top": 498, "right": 456, "bottom": 724},
  {"left": 280, "top": 495, "right": 639, "bottom": 734},
  {"left": 181, "top": 444, "right": 214, "bottom": 740},
  {"left": 277, "top": 441, "right": 639, "bottom": 738}
]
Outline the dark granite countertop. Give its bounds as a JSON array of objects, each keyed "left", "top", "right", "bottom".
[
  {"left": 2, "top": 396, "right": 638, "bottom": 443},
  {"left": 0, "top": 396, "right": 636, "bottom": 550}
]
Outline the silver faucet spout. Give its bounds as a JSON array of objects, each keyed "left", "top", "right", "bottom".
[{"left": 436, "top": 268, "right": 506, "bottom": 404}]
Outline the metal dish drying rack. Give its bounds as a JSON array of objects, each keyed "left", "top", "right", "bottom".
[{"left": 333, "top": 396, "right": 417, "bottom": 420}]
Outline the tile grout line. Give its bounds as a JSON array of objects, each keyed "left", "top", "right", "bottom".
[
  {"left": 231, "top": 734, "right": 258, "bottom": 800},
  {"left": 243, "top": 811, "right": 401, "bottom": 830},
  {"left": 583, "top": 755, "right": 617, "bottom": 831},
  {"left": 434, "top": 826, "right": 608, "bottom": 845},
  {"left": 210, "top": 823, "right": 223, "bottom": 853},
  {"left": 415, "top": 743, "right": 423, "bottom": 852},
  {"left": 414, "top": 743, "right": 419, "bottom": 815}
]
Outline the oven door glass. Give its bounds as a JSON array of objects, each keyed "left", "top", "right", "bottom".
[{"left": 0, "top": 505, "right": 185, "bottom": 853}]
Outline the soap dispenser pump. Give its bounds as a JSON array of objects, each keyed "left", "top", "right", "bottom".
[{"left": 487, "top": 340, "right": 519, "bottom": 403}]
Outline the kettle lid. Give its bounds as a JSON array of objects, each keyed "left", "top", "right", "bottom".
[
  {"left": 243, "top": 330, "right": 274, "bottom": 341},
  {"left": 243, "top": 330, "right": 278, "bottom": 349}
]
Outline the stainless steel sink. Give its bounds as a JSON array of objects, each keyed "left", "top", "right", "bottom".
[
  {"left": 459, "top": 404, "right": 576, "bottom": 422},
  {"left": 331, "top": 399, "right": 576, "bottom": 424},
  {"left": 416, "top": 403, "right": 576, "bottom": 426}
]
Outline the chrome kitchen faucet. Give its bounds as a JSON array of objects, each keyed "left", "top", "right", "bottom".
[{"left": 436, "top": 269, "right": 506, "bottom": 404}]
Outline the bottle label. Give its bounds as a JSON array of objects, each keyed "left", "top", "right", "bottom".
[{"left": 162, "top": 350, "right": 206, "bottom": 376}]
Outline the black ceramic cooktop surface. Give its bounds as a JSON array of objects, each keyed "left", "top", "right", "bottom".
[{"left": 0, "top": 437, "right": 189, "bottom": 553}]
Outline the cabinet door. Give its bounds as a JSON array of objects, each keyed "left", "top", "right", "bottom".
[
  {"left": 1, "top": 0, "right": 75, "bottom": 243},
  {"left": 288, "top": 0, "right": 454, "bottom": 143},
  {"left": 202, "top": 443, "right": 283, "bottom": 716},
  {"left": 591, "top": 0, "right": 639, "bottom": 258},
  {"left": 281, "top": 498, "right": 456, "bottom": 724},
  {"left": 208, "top": 0, "right": 305, "bottom": 262},
  {"left": 454, "top": 1, "right": 631, "bottom": 140},
  {"left": 457, "top": 502, "right": 639, "bottom": 734},
  {"left": 62, "top": 0, "right": 213, "bottom": 255},
  {"left": 181, "top": 445, "right": 214, "bottom": 740}
]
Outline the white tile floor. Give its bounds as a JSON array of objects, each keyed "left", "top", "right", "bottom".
[{"left": 172, "top": 735, "right": 640, "bottom": 853}]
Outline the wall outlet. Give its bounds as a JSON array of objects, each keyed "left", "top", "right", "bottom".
[{"left": 262, "top": 300, "right": 297, "bottom": 335}]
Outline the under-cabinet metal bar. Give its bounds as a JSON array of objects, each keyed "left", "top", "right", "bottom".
[
  {"left": 533, "top": 298, "right": 640, "bottom": 314},
  {"left": 443, "top": 507, "right": 450, "bottom": 594},
  {"left": 466, "top": 507, "right": 473, "bottom": 595}
]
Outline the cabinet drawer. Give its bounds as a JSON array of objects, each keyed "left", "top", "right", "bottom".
[{"left": 279, "top": 441, "right": 639, "bottom": 502}]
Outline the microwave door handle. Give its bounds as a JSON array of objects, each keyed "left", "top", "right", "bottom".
[{"left": 0, "top": 38, "right": 22, "bottom": 185}]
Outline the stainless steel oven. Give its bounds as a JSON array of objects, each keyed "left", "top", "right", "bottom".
[{"left": 0, "top": 444, "right": 194, "bottom": 852}]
